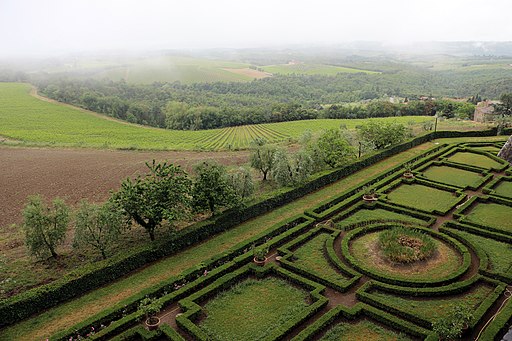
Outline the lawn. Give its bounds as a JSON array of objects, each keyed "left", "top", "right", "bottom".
[
  {"left": 370, "top": 284, "right": 495, "bottom": 322},
  {"left": 292, "top": 233, "right": 351, "bottom": 283},
  {"left": 385, "top": 183, "right": 460, "bottom": 213},
  {"left": 463, "top": 202, "right": 512, "bottom": 233},
  {"left": 321, "top": 319, "right": 413, "bottom": 341},
  {"left": 421, "top": 165, "right": 484, "bottom": 188},
  {"left": 452, "top": 229, "right": 512, "bottom": 276},
  {"left": 0, "top": 83, "right": 432, "bottom": 151},
  {"left": 200, "top": 277, "right": 309, "bottom": 341},
  {"left": 494, "top": 180, "right": 512, "bottom": 199},
  {"left": 447, "top": 152, "right": 504, "bottom": 170},
  {"left": 336, "top": 207, "right": 428, "bottom": 229}
]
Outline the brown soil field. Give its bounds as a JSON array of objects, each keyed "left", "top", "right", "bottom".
[
  {"left": 0, "top": 146, "right": 249, "bottom": 228},
  {"left": 223, "top": 67, "right": 272, "bottom": 79}
]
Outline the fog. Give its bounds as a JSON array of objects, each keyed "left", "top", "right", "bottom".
[{"left": 1, "top": 0, "right": 511, "bottom": 57}]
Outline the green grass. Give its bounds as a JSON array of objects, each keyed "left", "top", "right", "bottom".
[
  {"left": 199, "top": 277, "right": 309, "bottom": 341},
  {"left": 261, "top": 63, "right": 379, "bottom": 75},
  {"left": 463, "top": 202, "right": 512, "bottom": 233},
  {"left": 0, "top": 140, "right": 433, "bottom": 340},
  {"left": 292, "top": 233, "right": 351, "bottom": 283},
  {"left": 447, "top": 152, "right": 504, "bottom": 170},
  {"left": 371, "top": 284, "right": 495, "bottom": 322},
  {"left": 0, "top": 83, "right": 432, "bottom": 151},
  {"left": 336, "top": 208, "right": 428, "bottom": 229},
  {"left": 351, "top": 231, "right": 461, "bottom": 281},
  {"left": 421, "top": 165, "right": 484, "bottom": 188},
  {"left": 321, "top": 319, "right": 412, "bottom": 341},
  {"left": 386, "top": 183, "right": 459, "bottom": 213},
  {"left": 452, "top": 230, "right": 512, "bottom": 275},
  {"left": 494, "top": 180, "right": 512, "bottom": 199}
]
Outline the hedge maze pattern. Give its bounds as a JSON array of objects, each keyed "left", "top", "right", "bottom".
[{"left": 31, "top": 141, "right": 512, "bottom": 340}]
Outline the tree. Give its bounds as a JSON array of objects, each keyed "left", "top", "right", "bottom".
[
  {"left": 250, "top": 143, "right": 278, "bottom": 181},
  {"left": 111, "top": 161, "right": 192, "bottom": 241},
  {"left": 73, "top": 200, "right": 125, "bottom": 259},
  {"left": 226, "top": 167, "right": 254, "bottom": 200},
  {"left": 272, "top": 149, "right": 314, "bottom": 187},
  {"left": 316, "top": 129, "right": 356, "bottom": 168},
  {"left": 357, "top": 122, "right": 409, "bottom": 150},
  {"left": 495, "top": 93, "right": 512, "bottom": 117},
  {"left": 192, "top": 161, "right": 238, "bottom": 214},
  {"left": 22, "top": 195, "right": 70, "bottom": 259}
]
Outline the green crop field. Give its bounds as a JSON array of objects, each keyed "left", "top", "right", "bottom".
[
  {"left": 261, "top": 63, "right": 379, "bottom": 75},
  {"left": 42, "top": 56, "right": 271, "bottom": 84},
  {"left": 0, "top": 83, "right": 433, "bottom": 151}
]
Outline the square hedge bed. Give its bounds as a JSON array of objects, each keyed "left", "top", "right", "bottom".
[
  {"left": 461, "top": 201, "right": 512, "bottom": 234},
  {"left": 383, "top": 182, "right": 463, "bottom": 215},
  {"left": 494, "top": 180, "right": 512, "bottom": 199},
  {"left": 419, "top": 164, "right": 488, "bottom": 189},
  {"left": 333, "top": 201, "right": 434, "bottom": 230},
  {"left": 446, "top": 151, "right": 507, "bottom": 171},
  {"left": 177, "top": 264, "right": 327, "bottom": 341}
]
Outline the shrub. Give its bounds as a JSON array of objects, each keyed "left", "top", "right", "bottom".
[{"left": 378, "top": 226, "right": 436, "bottom": 264}]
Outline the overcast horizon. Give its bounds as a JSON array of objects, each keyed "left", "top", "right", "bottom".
[{"left": 1, "top": 0, "right": 512, "bottom": 57}]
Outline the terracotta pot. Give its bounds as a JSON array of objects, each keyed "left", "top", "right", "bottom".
[
  {"left": 362, "top": 195, "right": 377, "bottom": 202},
  {"left": 253, "top": 257, "right": 267, "bottom": 266},
  {"left": 145, "top": 316, "right": 160, "bottom": 331}
]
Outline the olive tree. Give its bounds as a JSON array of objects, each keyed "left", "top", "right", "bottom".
[
  {"left": 356, "top": 121, "right": 409, "bottom": 150},
  {"left": 316, "top": 128, "right": 356, "bottom": 168},
  {"left": 111, "top": 160, "right": 192, "bottom": 241},
  {"left": 226, "top": 166, "right": 254, "bottom": 200},
  {"left": 272, "top": 149, "right": 314, "bottom": 187},
  {"left": 192, "top": 160, "right": 238, "bottom": 214},
  {"left": 250, "top": 142, "right": 278, "bottom": 181},
  {"left": 73, "top": 200, "right": 125, "bottom": 259},
  {"left": 22, "top": 195, "right": 70, "bottom": 259}
]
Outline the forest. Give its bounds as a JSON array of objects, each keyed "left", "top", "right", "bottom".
[{"left": 34, "top": 70, "right": 483, "bottom": 130}]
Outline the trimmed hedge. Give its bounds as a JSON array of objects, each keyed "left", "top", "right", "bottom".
[
  {"left": 453, "top": 195, "right": 512, "bottom": 236},
  {"left": 293, "top": 303, "right": 432, "bottom": 341},
  {"left": 52, "top": 215, "right": 314, "bottom": 340},
  {"left": 331, "top": 200, "right": 436, "bottom": 230},
  {"left": 378, "top": 176, "right": 467, "bottom": 215},
  {"left": 357, "top": 276, "right": 506, "bottom": 329},
  {"left": 441, "top": 224, "right": 512, "bottom": 284},
  {"left": 414, "top": 159, "right": 493, "bottom": 190},
  {"left": 277, "top": 226, "right": 361, "bottom": 292},
  {"left": 478, "top": 295, "right": 512, "bottom": 341},
  {"left": 176, "top": 264, "right": 328, "bottom": 341}
]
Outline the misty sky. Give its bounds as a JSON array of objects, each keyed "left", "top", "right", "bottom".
[{"left": 1, "top": 0, "right": 511, "bottom": 56}]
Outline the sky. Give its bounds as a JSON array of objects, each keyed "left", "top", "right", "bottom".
[{"left": 0, "top": 0, "right": 511, "bottom": 57}]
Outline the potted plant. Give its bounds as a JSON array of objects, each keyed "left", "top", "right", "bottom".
[
  {"left": 432, "top": 304, "right": 473, "bottom": 340},
  {"left": 403, "top": 162, "right": 414, "bottom": 178},
  {"left": 361, "top": 186, "right": 377, "bottom": 202},
  {"left": 253, "top": 246, "right": 268, "bottom": 266},
  {"left": 139, "top": 297, "right": 163, "bottom": 331}
]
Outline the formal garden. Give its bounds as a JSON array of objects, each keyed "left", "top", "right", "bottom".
[{"left": 2, "top": 137, "right": 512, "bottom": 341}]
